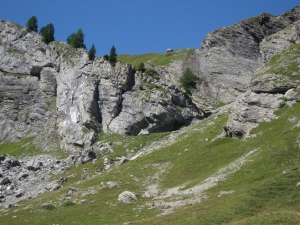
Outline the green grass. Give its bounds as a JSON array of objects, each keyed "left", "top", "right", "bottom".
[
  {"left": 139, "top": 82, "right": 170, "bottom": 94},
  {"left": 256, "top": 43, "right": 300, "bottom": 80},
  {"left": 38, "top": 47, "right": 46, "bottom": 54},
  {"left": 51, "top": 41, "right": 83, "bottom": 67},
  {"left": 96, "top": 131, "right": 171, "bottom": 161},
  {"left": 0, "top": 93, "right": 4, "bottom": 102},
  {"left": 2, "top": 71, "right": 30, "bottom": 79},
  {"left": 1, "top": 103, "right": 300, "bottom": 224},
  {"left": 243, "top": 16, "right": 262, "bottom": 28},
  {"left": 6, "top": 49, "right": 25, "bottom": 55},
  {"left": 0, "top": 137, "right": 42, "bottom": 157},
  {"left": 118, "top": 48, "right": 195, "bottom": 68},
  {"left": 0, "top": 137, "right": 68, "bottom": 159},
  {"left": 133, "top": 103, "right": 300, "bottom": 225}
]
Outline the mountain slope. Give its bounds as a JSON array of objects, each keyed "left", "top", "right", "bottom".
[
  {"left": 0, "top": 100, "right": 299, "bottom": 224},
  {"left": 0, "top": 5, "right": 300, "bottom": 225}
]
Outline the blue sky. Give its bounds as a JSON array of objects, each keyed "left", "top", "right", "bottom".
[{"left": 1, "top": 0, "right": 299, "bottom": 56}]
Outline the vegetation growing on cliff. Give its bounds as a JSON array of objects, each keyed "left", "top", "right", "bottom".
[
  {"left": 109, "top": 45, "right": 117, "bottom": 67},
  {"left": 67, "top": 28, "right": 86, "bottom": 49},
  {"left": 180, "top": 67, "right": 197, "bottom": 95},
  {"left": 26, "top": 16, "right": 38, "bottom": 32},
  {"left": 88, "top": 44, "right": 96, "bottom": 60},
  {"left": 40, "top": 23, "right": 55, "bottom": 44},
  {"left": 258, "top": 44, "right": 300, "bottom": 80}
]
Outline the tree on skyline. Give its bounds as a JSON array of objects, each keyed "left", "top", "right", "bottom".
[
  {"left": 88, "top": 44, "right": 96, "bottom": 60},
  {"left": 67, "top": 28, "right": 86, "bottom": 49},
  {"left": 26, "top": 16, "right": 38, "bottom": 32},
  {"left": 109, "top": 45, "right": 117, "bottom": 67},
  {"left": 40, "top": 23, "right": 55, "bottom": 44}
]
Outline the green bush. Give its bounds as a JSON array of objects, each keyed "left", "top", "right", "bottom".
[
  {"left": 137, "top": 62, "right": 146, "bottom": 72},
  {"left": 40, "top": 23, "right": 55, "bottom": 44},
  {"left": 180, "top": 67, "right": 197, "bottom": 95},
  {"left": 145, "top": 69, "right": 160, "bottom": 80},
  {"left": 26, "top": 16, "right": 38, "bottom": 32},
  {"left": 44, "top": 204, "right": 56, "bottom": 210},
  {"left": 38, "top": 48, "right": 46, "bottom": 54},
  {"left": 63, "top": 201, "right": 75, "bottom": 207},
  {"left": 88, "top": 44, "right": 96, "bottom": 60},
  {"left": 67, "top": 28, "right": 86, "bottom": 49},
  {"left": 88, "top": 150, "right": 96, "bottom": 157},
  {"left": 103, "top": 54, "right": 109, "bottom": 60}
]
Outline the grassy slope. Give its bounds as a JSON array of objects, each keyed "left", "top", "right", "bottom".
[
  {"left": 0, "top": 102, "right": 300, "bottom": 224},
  {"left": 118, "top": 48, "right": 195, "bottom": 68},
  {"left": 142, "top": 103, "right": 300, "bottom": 224},
  {"left": 0, "top": 137, "right": 68, "bottom": 159},
  {"left": 256, "top": 43, "right": 300, "bottom": 81}
]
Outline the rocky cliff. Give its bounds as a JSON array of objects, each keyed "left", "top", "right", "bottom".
[
  {"left": 194, "top": 6, "right": 300, "bottom": 103},
  {"left": 1, "top": 5, "right": 300, "bottom": 213},
  {"left": 1, "top": 6, "right": 300, "bottom": 150},
  {"left": 0, "top": 20, "right": 205, "bottom": 153},
  {"left": 223, "top": 20, "right": 300, "bottom": 138}
]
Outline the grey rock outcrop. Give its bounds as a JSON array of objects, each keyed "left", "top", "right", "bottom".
[
  {"left": 193, "top": 6, "right": 300, "bottom": 103},
  {"left": 0, "top": 150, "right": 101, "bottom": 207},
  {"left": 26, "top": 159, "right": 43, "bottom": 171},
  {"left": 223, "top": 90, "right": 284, "bottom": 138},
  {"left": 285, "top": 88, "right": 300, "bottom": 102},
  {"left": 260, "top": 21, "right": 300, "bottom": 63},
  {"left": 0, "top": 5, "right": 299, "bottom": 149},
  {"left": 223, "top": 13, "right": 300, "bottom": 138},
  {"left": 0, "top": 21, "right": 59, "bottom": 144},
  {"left": 44, "top": 182, "right": 61, "bottom": 191},
  {"left": 0, "top": 20, "right": 204, "bottom": 153},
  {"left": 251, "top": 21, "right": 300, "bottom": 94},
  {"left": 118, "top": 191, "right": 138, "bottom": 203},
  {"left": 0, "top": 154, "right": 68, "bottom": 207}
]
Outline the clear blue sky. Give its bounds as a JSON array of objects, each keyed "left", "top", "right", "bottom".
[{"left": 1, "top": 0, "right": 299, "bottom": 56}]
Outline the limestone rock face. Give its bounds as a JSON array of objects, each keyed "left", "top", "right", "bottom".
[
  {"left": 285, "top": 88, "right": 300, "bottom": 102},
  {"left": 223, "top": 90, "right": 284, "bottom": 138},
  {"left": 223, "top": 10, "right": 300, "bottom": 138},
  {"left": 1, "top": 5, "right": 299, "bottom": 150},
  {"left": 193, "top": 7, "right": 300, "bottom": 103},
  {"left": 0, "top": 20, "right": 204, "bottom": 152},
  {"left": 118, "top": 191, "right": 137, "bottom": 203},
  {"left": 0, "top": 21, "right": 59, "bottom": 144},
  {"left": 260, "top": 21, "right": 300, "bottom": 63},
  {"left": 93, "top": 60, "right": 204, "bottom": 136},
  {"left": 251, "top": 21, "right": 300, "bottom": 94}
]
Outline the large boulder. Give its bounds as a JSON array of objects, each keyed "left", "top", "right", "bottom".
[
  {"left": 26, "top": 159, "right": 42, "bottom": 171},
  {"left": 0, "top": 177, "right": 11, "bottom": 185},
  {"left": 223, "top": 90, "right": 284, "bottom": 138},
  {"left": 118, "top": 191, "right": 137, "bottom": 203}
]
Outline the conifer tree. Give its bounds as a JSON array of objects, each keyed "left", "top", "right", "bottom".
[
  {"left": 67, "top": 28, "right": 86, "bottom": 49},
  {"left": 137, "top": 62, "right": 146, "bottom": 72},
  {"left": 26, "top": 16, "right": 38, "bottom": 32},
  {"left": 40, "top": 23, "right": 55, "bottom": 44},
  {"left": 109, "top": 45, "right": 117, "bottom": 67},
  {"left": 88, "top": 44, "right": 96, "bottom": 60}
]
